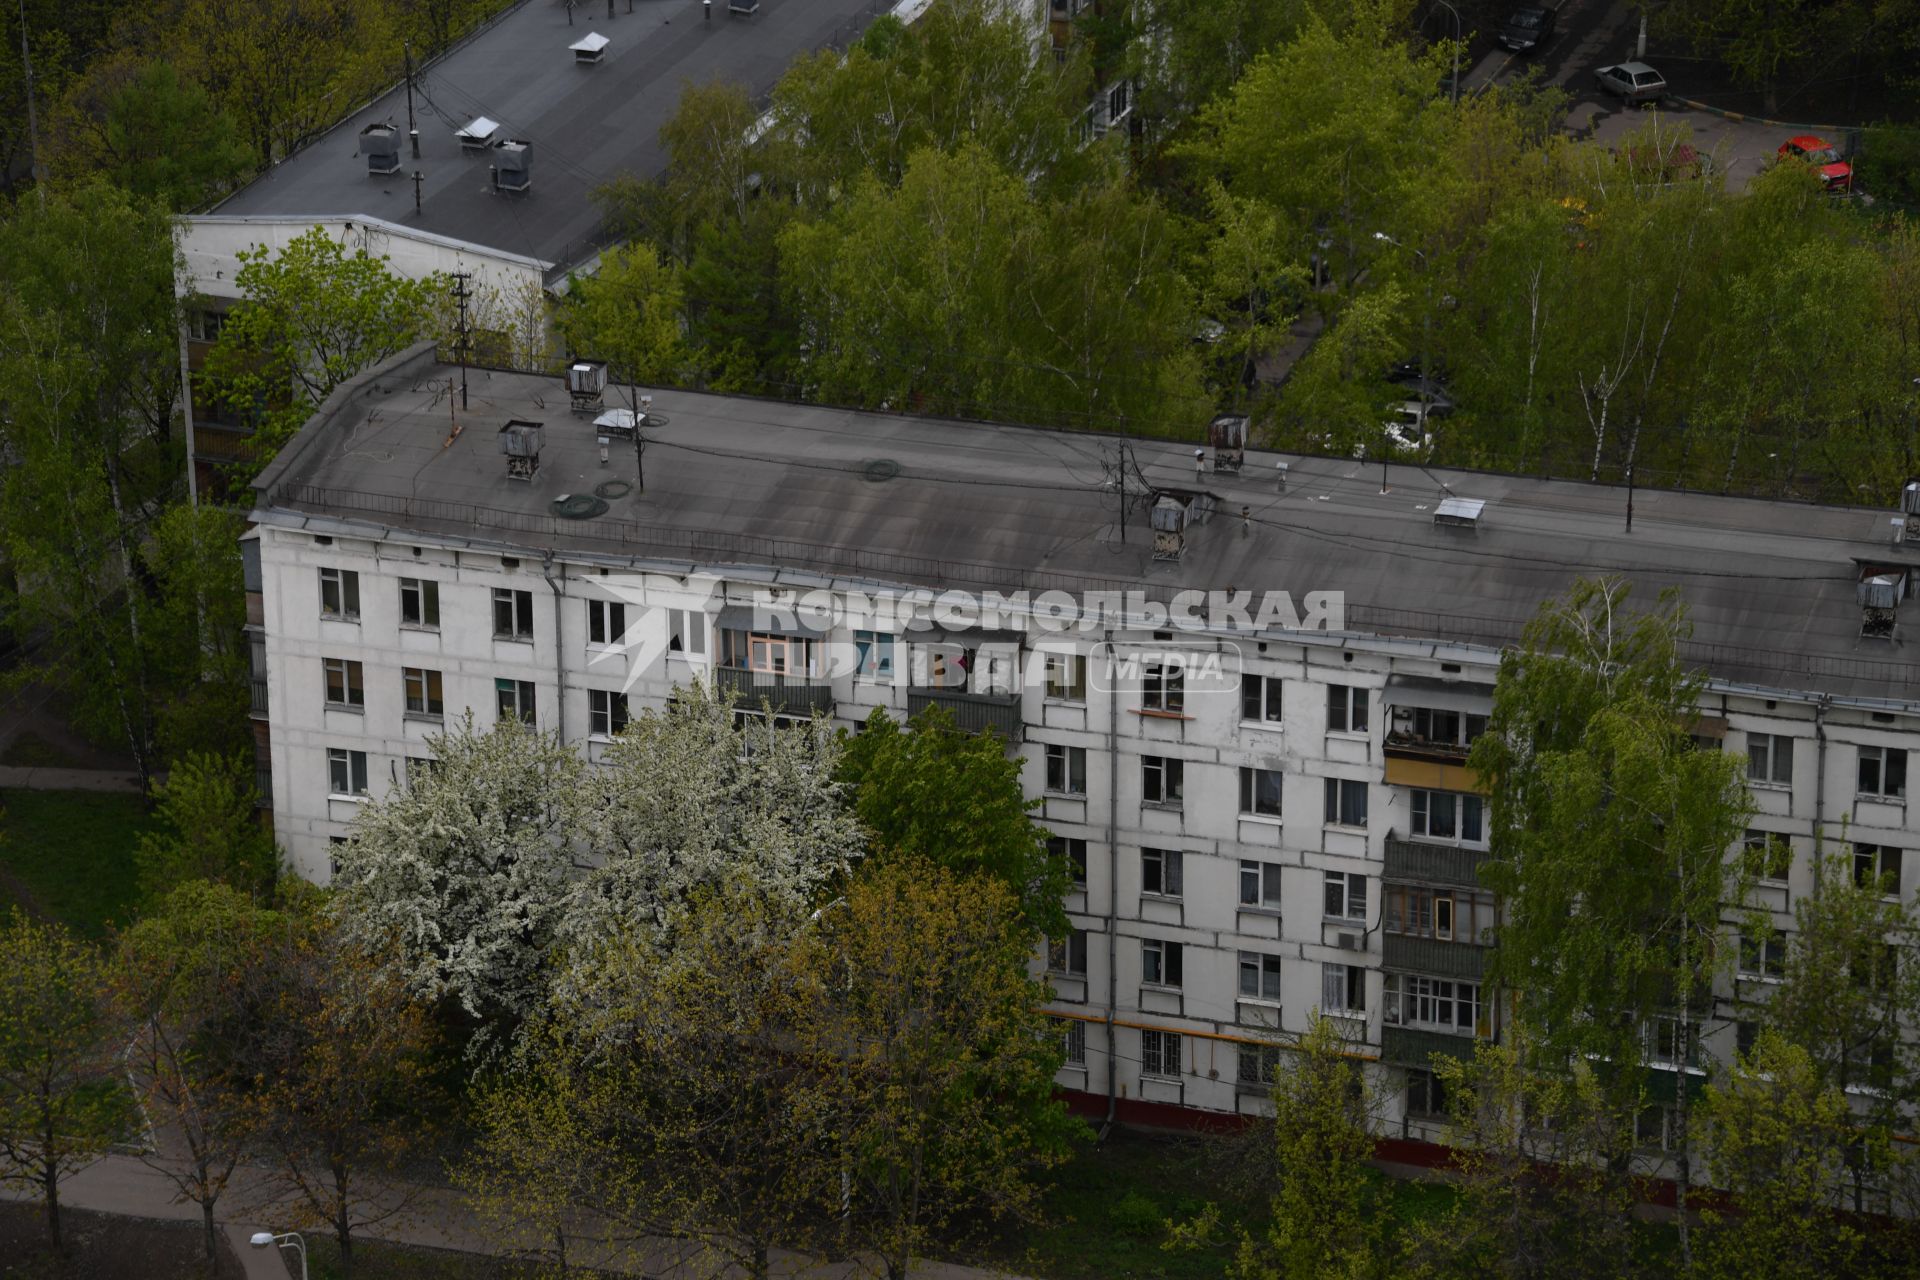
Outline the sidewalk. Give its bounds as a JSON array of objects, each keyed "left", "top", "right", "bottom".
[{"left": 3, "top": 1149, "right": 1033, "bottom": 1279}]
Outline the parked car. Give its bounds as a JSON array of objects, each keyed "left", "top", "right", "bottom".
[
  {"left": 1378, "top": 403, "right": 1439, "bottom": 457},
  {"left": 1497, "top": 6, "right": 1557, "bottom": 53},
  {"left": 1595, "top": 61, "right": 1667, "bottom": 106},
  {"left": 1777, "top": 135, "right": 1854, "bottom": 193}
]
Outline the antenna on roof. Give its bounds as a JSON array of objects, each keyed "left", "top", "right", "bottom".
[{"left": 449, "top": 273, "right": 472, "bottom": 410}]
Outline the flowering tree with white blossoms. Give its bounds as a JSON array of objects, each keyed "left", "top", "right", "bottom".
[
  {"left": 558, "top": 685, "right": 865, "bottom": 968},
  {"left": 331, "top": 713, "right": 582, "bottom": 1057}
]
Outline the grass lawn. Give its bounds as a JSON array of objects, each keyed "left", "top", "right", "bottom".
[
  {"left": 0, "top": 788, "right": 155, "bottom": 937},
  {"left": 0, "top": 1203, "right": 243, "bottom": 1278},
  {"left": 301, "top": 1234, "right": 573, "bottom": 1279},
  {"left": 1, "top": 731, "right": 90, "bottom": 770}
]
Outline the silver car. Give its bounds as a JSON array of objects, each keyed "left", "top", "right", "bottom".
[{"left": 1596, "top": 61, "right": 1667, "bottom": 106}]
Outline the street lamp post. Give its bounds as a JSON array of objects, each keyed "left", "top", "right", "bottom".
[
  {"left": 1432, "top": 0, "right": 1461, "bottom": 104},
  {"left": 249, "top": 1230, "right": 309, "bottom": 1280}
]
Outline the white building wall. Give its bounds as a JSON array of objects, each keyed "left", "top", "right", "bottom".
[{"left": 254, "top": 518, "right": 1920, "bottom": 1125}]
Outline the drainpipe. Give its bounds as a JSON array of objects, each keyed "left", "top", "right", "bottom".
[
  {"left": 1102, "top": 625, "right": 1121, "bottom": 1136},
  {"left": 1812, "top": 694, "right": 1831, "bottom": 895},
  {"left": 542, "top": 551, "right": 567, "bottom": 741}
]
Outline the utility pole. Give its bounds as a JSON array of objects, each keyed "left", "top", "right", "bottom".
[
  {"left": 404, "top": 42, "right": 420, "bottom": 158},
  {"left": 412, "top": 169, "right": 423, "bottom": 214},
  {"left": 450, "top": 272, "right": 471, "bottom": 410},
  {"left": 17, "top": 0, "right": 45, "bottom": 203}
]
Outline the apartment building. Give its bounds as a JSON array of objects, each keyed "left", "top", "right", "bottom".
[{"left": 247, "top": 343, "right": 1920, "bottom": 1132}]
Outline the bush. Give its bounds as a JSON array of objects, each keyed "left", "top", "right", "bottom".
[
  {"left": 1857, "top": 123, "right": 1920, "bottom": 209},
  {"left": 1108, "top": 1190, "right": 1165, "bottom": 1239}
]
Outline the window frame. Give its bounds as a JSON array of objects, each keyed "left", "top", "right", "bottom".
[
  {"left": 1047, "top": 929, "right": 1089, "bottom": 977},
  {"left": 318, "top": 567, "right": 360, "bottom": 621},
  {"left": 1239, "top": 859, "right": 1283, "bottom": 909},
  {"left": 1746, "top": 732, "right": 1793, "bottom": 787},
  {"left": 852, "top": 629, "right": 893, "bottom": 678},
  {"left": 1240, "top": 673, "right": 1283, "bottom": 724},
  {"left": 1323, "top": 871, "right": 1367, "bottom": 922},
  {"left": 1141, "top": 938, "right": 1184, "bottom": 989},
  {"left": 1044, "top": 743, "right": 1087, "bottom": 796},
  {"left": 1140, "top": 1028, "right": 1183, "bottom": 1079},
  {"left": 1141, "top": 847, "right": 1184, "bottom": 899},
  {"left": 587, "top": 599, "right": 628, "bottom": 647},
  {"left": 1142, "top": 755, "right": 1185, "bottom": 808},
  {"left": 1858, "top": 745, "right": 1908, "bottom": 801},
  {"left": 398, "top": 577, "right": 439, "bottom": 629},
  {"left": 1409, "top": 788, "right": 1486, "bottom": 847},
  {"left": 1058, "top": 1017, "right": 1087, "bottom": 1067},
  {"left": 1324, "top": 777, "right": 1369, "bottom": 828},
  {"left": 1239, "top": 766, "right": 1283, "bottom": 818},
  {"left": 1321, "top": 962, "right": 1366, "bottom": 1015},
  {"left": 326, "top": 747, "right": 369, "bottom": 797},
  {"left": 1044, "top": 651, "right": 1087, "bottom": 701},
  {"left": 495, "top": 677, "right": 537, "bottom": 725},
  {"left": 1142, "top": 660, "right": 1185, "bottom": 713},
  {"left": 322, "top": 657, "right": 364, "bottom": 710},
  {"left": 493, "top": 588, "right": 535, "bottom": 640},
  {"left": 1854, "top": 842, "right": 1903, "bottom": 898},
  {"left": 1326, "top": 683, "right": 1369, "bottom": 734},
  {"left": 402, "top": 666, "right": 444, "bottom": 718},
  {"left": 1049, "top": 835, "right": 1089, "bottom": 889},
  {"left": 1742, "top": 829, "right": 1792, "bottom": 883},
  {"left": 1238, "top": 950, "right": 1284, "bottom": 1002},
  {"left": 589, "top": 689, "right": 630, "bottom": 738}
]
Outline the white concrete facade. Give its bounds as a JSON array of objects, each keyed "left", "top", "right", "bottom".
[{"left": 252, "top": 513, "right": 1920, "bottom": 1130}]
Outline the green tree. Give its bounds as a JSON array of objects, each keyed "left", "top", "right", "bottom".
[
  {"left": 1471, "top": 577, "right": 1753, "bottom": 1267},
  {"left": 117, "top": 881, "right": 281, "bottom": 1263},
  {"left": 0, "top": 182, "right": 183, "bottom": 790},
  {"left": 51, "top": 58, "right": 253, "bottom": 209},
  {"left": 839, "top": 706, "right": 1068, "bottom": 937},
  {"left": 201, "top": 225, "right": 438, "bottom": 474},
  {"left": 0, "top": 911, "right": 128, "bottom": 1251},
  {"left": 814, "top": 855, "right": 1083, "bottom": 1280},
  {"left": 1403, "top": 1024, "right": 1640, "bottom": 1279},
  {"left": 134, "top": 752, "right": 277, "bottom": 901},
  {"left": 1694, "top": 1030, "right": 1866, "bottom": 1279},
  {"left": 331, "top": 714, "right": 581, "bottom": 1059},
  {"left": 148, "top": 502, "right": 252, "bottom": 763},
  {"left": 553, "top": 241, "right": 690, "bottom": 419}
]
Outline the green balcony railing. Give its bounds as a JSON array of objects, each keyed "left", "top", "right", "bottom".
[
  {"left": 1383, "top": 933, "right": 1487, "bottom": 980},
  {"left": 908, "top": 688, "right": 1024, "bottom": 741},
  {"left": 1384, "top": 836, "right": 1489, "bottom": 889}
]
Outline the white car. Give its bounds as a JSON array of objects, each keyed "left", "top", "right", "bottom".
[
  {"left": 1596, "top": 61, "right": 1667, "bottom": 106},
  {"left": 1380, "top": 403, "right": 1436, "bottom": 456}
]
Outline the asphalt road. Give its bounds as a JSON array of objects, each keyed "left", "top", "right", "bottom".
[{"left": 1460, "top": 0, "right": 1815, "bottom": 192}]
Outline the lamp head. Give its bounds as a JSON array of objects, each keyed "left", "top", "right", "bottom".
[{"left": 249, "top": 1233, "right": 275, "bottom": 1249}]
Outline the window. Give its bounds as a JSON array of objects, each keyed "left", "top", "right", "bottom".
[
  {"left": 1406, "top": 1068, "right": 1447, "bottom": 1118},
  {"left": 853, "top": 629, "right": 892, "bottom": 677},
  {"left": 1241, "top": 674, "right": 1283, "bottom": 723},
  {"left": 1647, "top": 1017, "right": 1701, "bottom": 1069},
  {"left": 1410, "top": 789, "right": 1484, "bottom": 845},
  {"left": 1384, "top": 887, "right": 1495, "bottom": 942},
  {"left": 188, "top": 308, "right": 224, "bottom": 343},
  {"left": 404, "top": 756, "right": 436, "bottom": 788},
  {"left": 1738, "top": 928, "right": 1787, "bottom": 980},
  {"left": 1237, "top": 1043, "right": 1280, "bottom": 1088},
  {"left": 319, "top": 567, "right": 360, "bottom": 621},
  {"left": 1239, "top": 767, "right": 1283, "bottom": 817},
  {"left": 326, "top": 747, "right": 368, "bottom": 797},
  {"left": 589, "top": 690, "right": 630, "bottom": 738},
  {"left": 1045, "top": 652, "right": 1087, "bottom": 701},
  {"left": 1142, "top": 756, "right": 1184, "bottom": 807},
  {"left": 1141, "top": 848, "right": 1183, "bottom": 898},
  {"left": 1405, "top": 707, "right": 1487, "bottom": 749},
  {"left": 1140, "top": 1029, "right": 1182, "bottom": 1078},
  {"left": 1324, "top": 871, "right": 1367, "bottom": 921},
  {"left": 587, "top": 599, "right": 627, "bottom": 646},
  {"left": 1859, "top": 746, "right": 1908, "bottom": 800},
  {"left": 1854, "top": 843, "right": 1903, "bottom": 896},
  {"left": 1143, "top": 661, "right": 1184, "bottom": 712},
  {"left": 1058, "top": 1018, "right": 1087, "bottom": 1066},
  {"left": 1239, "top": 859, "right": 1283, "bottom": 909},
  {"left": 1742, "top": 829, "right": 1792, "bottom": 883},
  {"left": 1049, "top": 836, "right": 1088, "bottom": 888},
  {"left": 1238, "top": 951, "right": 1283, "bottom": 1001},
  {"left": 493, "top": 588, "right": 535, "bottom": 639},
  {"left": 1736, "top": 1019, "right": 1759, "bottom": 1058},
  {"left": 1048, "top": 930, "right": 1088, "bottom": 976},
  {"left": 1321, "top": 963, "right": 1366, "bottom": 1014},
  {"left": 322, "top": 658, "right": 364, "bottom": 709},
  {"left": 496, "top": 678, "right": 536, "bottom": 724},
  {"left": 399, "top": 577, "right": 439, "bottom": 628},
  {"left": 402, "top": 667, "right": 444, "bottom": 718},
  {"left": 1045, "top": 743, "right": 1087, "bottom": 795},
  {"left": 669, "top": 608, "right": 708, "bottom": 657},
  {"left": 1142, "top": 938, "right": 1183, "bottom": 988},
  {"left": 1327, "top": 683, "right": 1368, "bottom": 733},
  {"left": 1747, "top": 733, "right": 1793, "bottom": 786},
  {"left": 1324, "top": 777, "right": 1368, "bottom": 827},
  {"left": 1384, "top": 975, "right": 1479, "bottom": 1033}
]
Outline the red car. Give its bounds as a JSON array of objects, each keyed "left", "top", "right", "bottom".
[{"left": 1778, "top": 135, "right": 1853, "bottom": 192}]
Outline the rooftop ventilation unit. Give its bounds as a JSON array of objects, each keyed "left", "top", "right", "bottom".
[
  {"left": 1208, "top": 413, "right": 1248, "bottom": 475},
  {"left": 491, "top": 139, "right": 531, "bottom": 193},
  {"left": 359, "top": 123, "right": 400, "bottom": 176},
  {"left": 1433, "top": 496, "right": 1485, "bottom": 529},
  {"left": 1148, "top": 489, "right": 1213, "bottom": 561},
  {"left": 1858, "top": 564, "right": 1907, "bottom": 640},
  {"left": 570, "top": 31, "right": 610, "bottom": 63},
  {"left": 499, "top": 419, "right": 543, "bottom": 481},
  {"left": 567, "top": 361, "right": 607, "bottom": 413},
  {"left": 1897, "top": 481, "right": 1920, "bottom": 543},
  {"left": 456, "top": 116, "right": 499, "bottom": 151}
]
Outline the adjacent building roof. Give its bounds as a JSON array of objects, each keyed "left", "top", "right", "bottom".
[
  {"left": 208, "top": 0, "right": 890, "bottom": 274},
  {"left": 254, "top": 346, "right": 1920, "bottom": 705}
]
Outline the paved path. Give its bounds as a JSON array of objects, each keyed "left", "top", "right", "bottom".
[{"left": 5, "top": 1149, "right": 1031, "bottom": 1279}]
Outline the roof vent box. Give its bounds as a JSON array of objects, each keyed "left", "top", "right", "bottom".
[
  {"left": 1208, "top": 414, "right": 1249, "bottom": 474},
  {"left": 500, "top": 419, "right": 543, "bottom": 480},
  {"left": 1433, "top": 496, "right": 1485, "bottom": 528},
  {"left": 568, "top": 361, "right": 608, "bottom": 412},
  {"left": 492, "top": 139, "right": 532, "bottom": 193},
  {"left": 359, "top": 123, "right": 400, "bottom": 175},
  {"left": 570, "top": 31, "right": 610, "bottom": 64},
  {"left": 1858, "top": 564, "right": 1907, "bottom": 639}
]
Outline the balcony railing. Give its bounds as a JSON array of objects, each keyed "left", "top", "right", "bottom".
[
  {"left": 908, "top": 688, "right": 1024, "bottom": 741},
  {"left": 712, "top": 666, "right": 836, "bottom": 718},
  {"left": 1383, "top": 731, "right": 1474, "bottom": 764},
  {"left": 250, "top": 679, "right": 269, "bottom": 717},
  {"left": 1384, "top": 835, "right": 1488, "bottom": 889},
  {"left": 1382, "top": 1025, "right": 1481, "bottom": 1068},
  {"left": 1383, "top": 932, "right": 1487, "bottom": 980}
]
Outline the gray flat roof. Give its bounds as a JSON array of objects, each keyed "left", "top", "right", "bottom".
[
  {"left": 255, "top": 347, "right": 1920, "bottom": 703},
  {"left": 209, "top": 0, "right": 886, "bottom": 273}
]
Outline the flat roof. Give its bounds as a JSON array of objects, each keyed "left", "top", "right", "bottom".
[
  {"left": 208, "top": 0, "right": 891, "bottom": 274},
  {"left": 254, "top": 347, "right": 1920, "bottom": 704}
]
